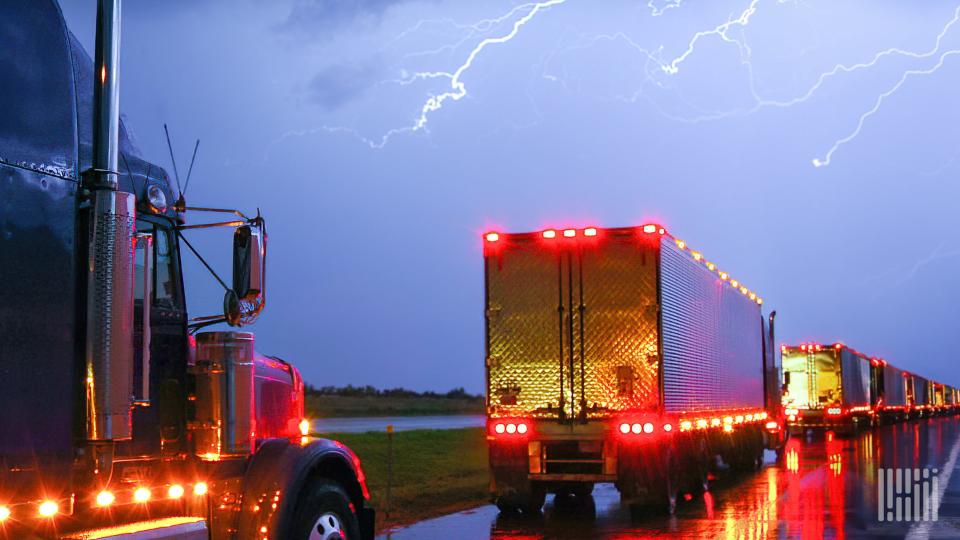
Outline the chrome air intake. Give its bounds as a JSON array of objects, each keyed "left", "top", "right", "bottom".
[
  {"left": 85, "top": 190, "right": 136, "bottom": 440},
  {"left": 193, "top": 332, "right": 256, "bottom": 458}
]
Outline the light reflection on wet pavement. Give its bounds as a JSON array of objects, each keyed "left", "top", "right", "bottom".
[{"left": 380, "top": 416, "right": 960, "bottom": 539}]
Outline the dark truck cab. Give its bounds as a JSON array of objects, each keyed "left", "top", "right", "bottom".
[{"left": 0, "top": 2, "right": 372, "bottom": 538}]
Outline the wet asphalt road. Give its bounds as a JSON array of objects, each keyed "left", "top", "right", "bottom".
[{"left": 380, "top": 415, "right": 960, "bottom": 539}]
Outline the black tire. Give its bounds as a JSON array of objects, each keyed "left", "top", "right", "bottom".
[
  {"left": 288, "top": 480, "right": 362, "bottom": 540},
  {"left": 495, "top": 484, "right": 546, "bottom": 515}
]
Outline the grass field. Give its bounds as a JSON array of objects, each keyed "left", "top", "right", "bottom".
[
  {"left": 306, "top": 394, "right": 484, "bottom": 418},
  {"left": 324, "top": 428, "right": 490, "bottom": 531}
]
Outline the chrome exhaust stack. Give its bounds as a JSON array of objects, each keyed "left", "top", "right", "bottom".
[{"left": 84, "top": 0, "right": 135, "bottom": 441}]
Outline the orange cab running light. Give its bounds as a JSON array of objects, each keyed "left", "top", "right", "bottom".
[
  {"left": 484, "top": 232, "right": 499, "bottom": 242},
  {"left": 0, "top": 505, "right": 10, "bottom": 522},
  {"left": 642, "top": 224, "right": 658, "bottom": 234},
  {"left": 96, "top": 490, "right": 115, "bottom": 507},
  {"left": 584, "top": 227, "right": 598, "bottom": 237},
  {"left": 542, "top": 229, "right": 557, "bottom": 239},
  {"left": 563, "top": 229, "right": 576, "bottom": 238},
  {"left": 38, "top": 500, "right": 58, "bottom": 518},
  {"left": 299, "top": 419, "right": 311, "bottom": 437}
]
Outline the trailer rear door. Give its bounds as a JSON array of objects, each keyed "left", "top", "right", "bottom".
[{"left": 484, "top": 230, "right": 660, "bottom": 420}]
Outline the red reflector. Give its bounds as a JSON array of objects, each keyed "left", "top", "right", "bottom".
[
  {"left": 584, "top": 227, "right": 598, "bottom": 237},
  {"left": 563, "top": 229, "right": 576, "bottom": 238},
  {"left": 485, "top": 232, "right": 499, "bottom": 242},
  {"left": 542, "top": 229, "right": 557, "bottom": 239}
]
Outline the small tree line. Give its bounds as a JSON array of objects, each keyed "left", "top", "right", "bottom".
[{"left": 304, "top": 384, "right": 482, "bottom": 400}]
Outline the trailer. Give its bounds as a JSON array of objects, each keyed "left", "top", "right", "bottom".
[
  {"left": 0, "top": 2, "right": 372, "bottom": 538},
  {"left": 912, "top": 375, "right": 931, "bottom": 417},
  {"left": 870, "top": 359, "right": 910, "bottom": 423},
  {"left": 482, "top": 224, "right": 781, "bottom": 514},
  {"left": 781, "top": 343, "right": 873, "bottom": 433}
]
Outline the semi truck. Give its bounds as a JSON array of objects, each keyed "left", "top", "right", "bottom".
[
  {"left": 781, "top": 344, "right": 873, "bottom": 433},
  {"left": 0, "top": 2, "right": 373, "bottom": 539},
  {"left": 481, "top": 224, "right": 784, "bottom": 514}
]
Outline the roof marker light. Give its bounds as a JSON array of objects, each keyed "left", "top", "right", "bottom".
[
  {"left": 676, "top": 239, "right": 686, "bottom": 249},
  {"left": 563, "top": 229, "right": 576, "bottom": 238},
  {"left": 720, "top": 272, "right": 729, "bottom": 281},
  {"left": 485, "top": 232, "right": 499, "bottom": 242},
  {"left": 757, "top": 297, "right": 764, "bottom": 305},
  {"left": 584, "top": 227, "right": 598, "bottom": 237},
  {"left": 642, "top": 224, "right": 657, "bottom": 234},
  {"left": 707, "top": 263, "right": 716, "bottom": 271},
  {"left": 0, "top": 505, "right": 8, "bottom": 522},
  {"left": 692, "top": 252, "right": 703, "bottom": 261},
  {"left": 731, "top": 280, "right": 739, "bottom": 288},
  {"left": 542, "top": 229, "right": 557, "bottom": 239},
  {"left": 740, "top": 287, "right": 749, "bottom": 295}
]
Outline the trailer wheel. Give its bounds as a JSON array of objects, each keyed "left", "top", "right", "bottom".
[
  {"left": 289, "top": 480, "right": 362, "bottom": 540},
  {"left": 495, "top": 484, "right": 546, "bottom": 515}
]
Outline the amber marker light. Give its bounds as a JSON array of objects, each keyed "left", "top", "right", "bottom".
[
  {"left": 133, "top": 488, "right": 151, "bottom": 503},
  {"left": 96, "top": 490, "right": 115, "bottom": 507},
  {"left": 0, "top": 505, "right": 10, "bottom": 522},
  {"left": 194, "top": 482, "right": 208, "bottom": 496},
  {"left": 583, "top": 227, "right": 598, "bottom": 237},
  {"left": 168, "top": 485, "right": 185, "bottom": 499},
  {"left": 299, "top": 419, "right": 311, "bottom": 437},
  {"left": 38, "top": 500, "right": 58, "bottom": 518}
]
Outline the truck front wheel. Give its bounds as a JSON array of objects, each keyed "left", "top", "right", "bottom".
[{"left": 289, "top": 480, "right": 362, "bottom": 540}]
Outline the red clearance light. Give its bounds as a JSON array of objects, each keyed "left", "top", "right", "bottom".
[
  {"left": 584, "top": 227, "right": 598, "bottom": 237},
  {"left": 815, "top": 344, "right": 823, "bottom": 352},
  {"left": 563, "top": 229, "right": 576, "bottom": 238},
  {"left": 485, "top": 232, "right": 500, "bottom": 242},
  {"left": 765, "top": 421, "right": 779, "bottom": 431},
  {"left": 834, "top": 343, "right": 843, "bottom": 350},
  {"left": 827, "top": 407, "right": 842, "bottom": 415},
  {"left": 542, "top": 229, "right": 557, "bottom": 239},
  {"left": 800, "top": 344, "right": 807, "bottom": 352},
  {"left": 871, "top": 358, "right": 880, "bottom": 367}
]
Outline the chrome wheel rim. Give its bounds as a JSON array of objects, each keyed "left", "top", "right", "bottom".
[{"left": 309, "top": 511, "right": 345, "bottom": 540}]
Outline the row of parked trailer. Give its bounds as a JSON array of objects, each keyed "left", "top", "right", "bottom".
[
  {"left": 781, "top": 342, "right": 960, "bottom": 434},
  {"left": 480, "top": 223, "right": 956, "bottom": 515}
]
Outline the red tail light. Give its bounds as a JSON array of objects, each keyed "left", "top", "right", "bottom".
[{"left": 491, "top": 419, "right": 530, "bottom": 437}]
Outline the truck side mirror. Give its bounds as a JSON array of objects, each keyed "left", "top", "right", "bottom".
[{"left": 232, "top": 225, "right": 264, "bottom": 302}]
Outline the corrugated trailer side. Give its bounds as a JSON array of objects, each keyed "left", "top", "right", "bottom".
[
  {"left": 914, "top": 377, "right": 930, "bottom": 407},
  {"left": 659, "top": 237, "right": 764, "bottom": 413},
  {"left": 883, "top": 364, "right": 907, "bottom": 407},
  {"left": 839, "top": 349, "right": 871, "bottom": 409}
]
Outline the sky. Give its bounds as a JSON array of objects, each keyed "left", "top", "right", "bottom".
[{"left": 60, "top": 0, "right": 960, "bottom": 393}]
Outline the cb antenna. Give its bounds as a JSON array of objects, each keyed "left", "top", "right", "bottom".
[
  {"left": 183, "top": 139, "right": 200, "bottom": 195},
  {"left": 163, "top": 123, "right": 183, "bottom": 194}
]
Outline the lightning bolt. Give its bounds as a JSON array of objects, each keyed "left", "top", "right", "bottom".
[{"left": 363, "top": 0, "right": 568, "bottom": 148}]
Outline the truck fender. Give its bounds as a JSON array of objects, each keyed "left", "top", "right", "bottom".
[{"left": 233, "top": 437, "right": 374, "bottom": 540}]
